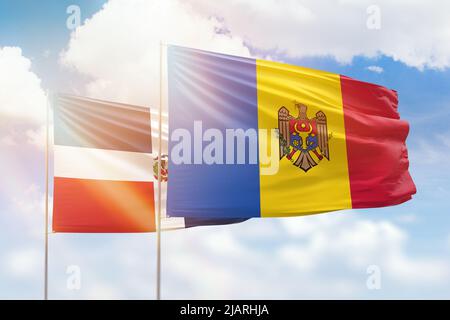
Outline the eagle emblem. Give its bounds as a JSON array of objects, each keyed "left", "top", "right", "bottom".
[{"left": 278, "top": 102, "right": 331, "bottom": 172}]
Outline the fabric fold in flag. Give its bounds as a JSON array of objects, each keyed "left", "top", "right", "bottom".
[{"left": 167, "top": 46, "right": 416, "bottom": 219}]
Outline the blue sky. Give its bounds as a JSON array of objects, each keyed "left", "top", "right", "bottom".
[{"left": 1, "top": 0, "right": 450, "bottom": 299}]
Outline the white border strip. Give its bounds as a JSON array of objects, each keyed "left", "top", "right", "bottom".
[{"left": 54, "top": 145, "right": 154, "bottom": 182}]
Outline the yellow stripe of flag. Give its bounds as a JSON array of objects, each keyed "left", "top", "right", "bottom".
[{"left": 256, "top": 59, "right": 352, "bottom": 217}]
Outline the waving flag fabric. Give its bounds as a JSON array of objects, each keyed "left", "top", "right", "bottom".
[
  {"left": 167, "top": 46, "right": 416, "bottom": 219},
  {"left": 52, "top": 94, "right": 247, "bottom": 233},
  {"left": 53, "top": 95, "right": 156, "bottom": 232}
]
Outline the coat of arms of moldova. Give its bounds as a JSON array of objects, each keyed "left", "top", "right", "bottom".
[{"left": 278, "top": 102, "right": 331, "bottom": 172}]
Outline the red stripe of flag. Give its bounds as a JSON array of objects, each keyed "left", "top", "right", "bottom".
[
  {"left": 53, "top": 177, "right": 155, "bottom": 233},
  {"left": 341, "top": 75, "right": 416, "bottom": 208}
]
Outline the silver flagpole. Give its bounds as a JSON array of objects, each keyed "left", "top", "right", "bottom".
[
  {"left": 156, "top": 41, "right": 163, "bottom": 300},
  {"left": 44, "top": 90, "right": 50, "bottom": 300}
]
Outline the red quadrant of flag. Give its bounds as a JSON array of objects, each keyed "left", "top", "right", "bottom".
[{"left": 53, "top": 177, "right": 155, "bottom": 233}]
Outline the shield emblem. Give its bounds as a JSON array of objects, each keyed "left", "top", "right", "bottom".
[{"left": 278, "top": 102, "right": 331, "bottom": 172}]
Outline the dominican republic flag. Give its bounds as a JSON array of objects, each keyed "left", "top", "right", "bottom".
[{"left": 52, "top": 94, "right": 247, "bottom": 233}]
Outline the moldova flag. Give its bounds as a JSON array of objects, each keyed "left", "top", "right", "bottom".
[
  {"left": 167, "top": 46, "right": 416, "bottom": 219},
  {"left": 52, "top": 94, "right": 247, "bottom": 232}
]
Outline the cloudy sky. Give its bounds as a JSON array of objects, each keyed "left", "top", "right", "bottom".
[{"left": 1, "top": 0, "right": 450, "bottom": 299}]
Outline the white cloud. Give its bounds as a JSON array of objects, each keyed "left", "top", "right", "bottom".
[
  {"left": 26, "top": 125, "right": 46, "bottom": 149},
  {"left": 60, "top": 0, "right": 251, "bottom": 108},
  {"left": 0, "top": 47, "right": 45, "bottom": 271},
  {"left": 411, "top": 132, "right": 450, "bottom": 166},
  {"left": 366, "top": 65, "right": 384, "bottom": 73},
  {"left": 42, "top": 50, "right": 51, "bottom": 59},
  {"left": 278, "top": 216, "right": 448, "bottom": 285},
  {"left": 2, "top": 213, "right": 447, "bottom": 299},
  {"left": 160, "top": 215, "right": 450, "bottom": 298},
  {"left": 191, "top": 0, "right": 450, "bottom": 70},
  {"left": 10, "top": 184, "right": 47, "bottom": 238},
  {"left": 85, "top": 284, "right": 123, "bottom": 300},
  {"left": 1, "top": 134, "right": 17, "bottom": 146},
  {"left": 12, "top": 184, "right": 45, "bottom": 217},
  {"left": 3, "top": 248, "right": 41, "bottom": 279},
  {"left": 0, "top": 46, "right": 48, "bottom": 150},
  {"left": 0, "top": 47, "right": 47, "bottom": 124},
  {"left": 386, "top": 253, "right": 448, "bottom": 284}
]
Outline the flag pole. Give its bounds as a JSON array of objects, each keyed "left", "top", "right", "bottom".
[
  {"left": 156, "top": 41, "right": 163, "bottom": 300},
  {"left": 44, "top": 90, "right": 50, "bottom": 300}
]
